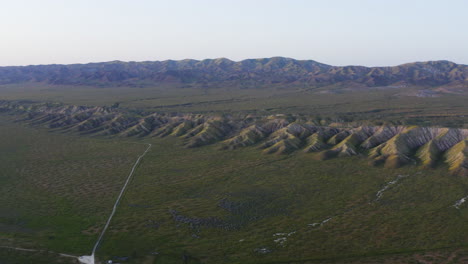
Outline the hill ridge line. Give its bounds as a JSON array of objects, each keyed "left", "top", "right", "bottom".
[{"left": 1, "top": 100, "right": 467, "bottom": 176}]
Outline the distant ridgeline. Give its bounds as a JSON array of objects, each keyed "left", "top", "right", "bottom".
[
  {"left": 0, "top": 58, "right": 467, "bottom": 88},
  {"left": 1, "top": 100, "right": 467, "bottom": 176}
]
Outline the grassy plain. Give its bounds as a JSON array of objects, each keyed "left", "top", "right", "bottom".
[{"left": 0, "top": 115, "right": 146, "bottom": 263}]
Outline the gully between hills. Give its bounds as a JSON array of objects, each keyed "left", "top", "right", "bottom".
[{"left": 1, "top": 100, "right": 467, "bottom": 176}]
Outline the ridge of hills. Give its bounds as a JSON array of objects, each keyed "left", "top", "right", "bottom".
[
  {"left": 1, "top": 100, "right": 467, "bottom": 176},
  {"left": 0, "top": 58, "right": 467, "bottom": 90}
]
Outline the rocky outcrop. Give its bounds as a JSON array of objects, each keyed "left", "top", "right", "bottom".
[{"left": 1, "top": 100, "right": 467, "bottom": 175}]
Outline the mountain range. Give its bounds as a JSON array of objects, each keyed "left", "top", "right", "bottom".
[{"left": 0, "top": 57, "right": 467, "bottom": 89}]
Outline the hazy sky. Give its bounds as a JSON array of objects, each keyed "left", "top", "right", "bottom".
[{"left": 1, "top": 0, "right": 467, "bottom": 66}]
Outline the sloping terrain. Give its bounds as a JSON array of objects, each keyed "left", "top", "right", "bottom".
[
  {"left": 0, "top": 58, "right": 467, "bottom": 92},
  {"left": 2, "top": 100, "right": 467, "bottom": 176}
]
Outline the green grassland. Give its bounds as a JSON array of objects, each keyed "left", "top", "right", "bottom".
[{"left": 0, "top": 115, "right": 146, "bottom": 263}]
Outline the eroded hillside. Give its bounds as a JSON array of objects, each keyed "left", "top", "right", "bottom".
[{"left": 1, "top": 100, "right": 467, "bottom": 176}]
